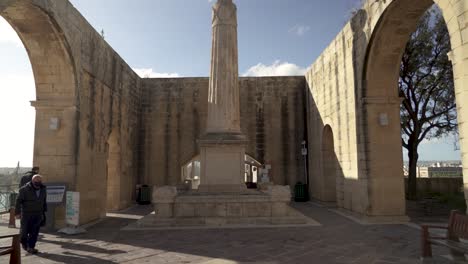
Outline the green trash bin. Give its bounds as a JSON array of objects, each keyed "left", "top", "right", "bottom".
[
  {"left": 137, "top": 185, "right": 151, "bottom": 205},
  {"left": 294, "top": 182, "right": 308, "bottom": 202}
]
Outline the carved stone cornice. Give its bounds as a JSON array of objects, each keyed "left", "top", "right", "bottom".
[
  {"left": 212, "top": 0, "right": 237, "bottom": 27},
  {"left": 31, "top": 98, "right": 76, "bottom": 109}
]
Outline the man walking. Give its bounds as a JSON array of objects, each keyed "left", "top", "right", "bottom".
[
  {"left": 19, "top": 166, "right": 39, "bottom": 188},
  {"left": 15, "top": 174, "right": 47, "bottom": 254}
]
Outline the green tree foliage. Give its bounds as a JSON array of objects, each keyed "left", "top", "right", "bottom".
[{"left": 400, "top": 7, "right": 457, "bottom": 200}]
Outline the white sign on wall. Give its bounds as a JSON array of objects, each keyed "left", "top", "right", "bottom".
[{"left": 65, "top": 192, "right": 80, "bottom": 226}]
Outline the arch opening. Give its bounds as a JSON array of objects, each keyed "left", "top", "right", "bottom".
[
  {"left": 0, "top": 1, "right": 77, "bottom": 187},
  {"left": 362, "top": 0, "right": 463, "bottom": 217},
  {"left": 0, "top": 15, "right": 35, "bottom": 190},
  {"left": 321, "top": 125, "right": 338, "bottom": 202}
]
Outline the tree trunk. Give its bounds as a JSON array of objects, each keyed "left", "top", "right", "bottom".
[{"left": 407, "top": 143, "right": 419, "bottom": 200}]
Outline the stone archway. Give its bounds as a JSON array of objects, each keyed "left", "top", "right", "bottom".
[
  {"left": 1, "top": 0, "right": 142, "bottom": 226},
  {"left": 321, "top": 125, "right": 337, "bottom": 202},
  {"left": 0, "top": 1, "right": 78, "bottom": 193},
  {"left": 359, "top": 0, "right": 466, "bottom": 217}
]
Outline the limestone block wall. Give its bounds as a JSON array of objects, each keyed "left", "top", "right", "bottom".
[
  {"left": 67, "top": 6, "right": 142, "bottom": 221},
  {"left": 307, "top": 0, "right": 468, "bottom": 217},
  {"left": 139, "top": 77, "right": 306, "bottom": 189},
  {"left": 353, "top": 0, "right": 468, "bottom": 217},
  {"left": 305, "top": 20, "right": 364, "bottom": 212},
  {"left": 305, "top": 0, "right": 432, "bottom": 215},
  {"left": 0, "top": 0, "right": 141, "bottom": 225}
]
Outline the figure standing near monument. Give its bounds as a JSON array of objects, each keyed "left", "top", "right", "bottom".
[
  {"left": 19, "top": 166, "right": 39, "bottom": 188},
  {"left": 15, "top": 174, "right": 47, "bottom": 254}
]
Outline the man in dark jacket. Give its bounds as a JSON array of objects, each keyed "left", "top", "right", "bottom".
[
  {"left": 19, "top": 166, "right": 39, "bottom": 188},
  {"left": 15, "top": 174, "right": 47, "bottom": 254}
]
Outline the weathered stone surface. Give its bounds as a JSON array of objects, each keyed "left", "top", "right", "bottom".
[
  {"left": 206, "top": 0, "right": 240, "bottom": 134},
  {"left": 304, "top": 0, "right": 468, "bottom": 218},
  {"left": 152, "top": 186, "right": 177, "bottom": 218},
  {"left": 152, "top": 186, "right": 177, "bottom": 203},
  {"left": 174, "top": 203, "right": 195, "bottom": 217},
  {"left": 139, "top": 77, "right": 306, "bottom": 188},
  {"left": 5, "top": 0, "right": 468, "bottom": 226},
  {"left": 226, "top": 202, "right": 242, "bottom": 217},
  {"left": 0, "top": 0, "right": 140, "bottom": 225},
  {"left": 198, "top": 0, "right": 247, "bottom": 193},
  {"left": 150, "top": 187, "right": 305, "bottom": 227},
  {"left": 265, "top": 185, "right": 292, "bottom": 202}
]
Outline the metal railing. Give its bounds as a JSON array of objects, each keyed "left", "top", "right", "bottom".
[{"left": 0, "top": 185, "right": 18, "bottom": 214}]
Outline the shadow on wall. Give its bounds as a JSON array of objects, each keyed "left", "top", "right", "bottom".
[
  {"left": 304, "top": 8, "right": 368, "bottom": 212},
  {"left": 305, "top": 83, "right": 345, "bottom": 208}
]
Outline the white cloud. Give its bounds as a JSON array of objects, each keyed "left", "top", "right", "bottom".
[
  {"left": 242, "top": 60, "right": 307, "bottom": 77},
  {"left": 0, "top": 16, "right": 22, "bottom": 46},
  {"left": 288, "top": 24, "right": 310, "bottom": 36},
  {"left": 133, "top": 68, "right": 181, "bottom": 78}
]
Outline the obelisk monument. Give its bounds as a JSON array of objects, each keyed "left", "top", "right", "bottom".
[
  {"left": 198, "top": 0, "right": 247, "bottom": 192},
  {"left": 147, "top": 0, "right": 309, "bottom": 228}
]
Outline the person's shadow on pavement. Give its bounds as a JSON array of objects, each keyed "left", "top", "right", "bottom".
[
  {"left": 37, "top": 251, "right": 118, "bottom": 264},
  {"left": 39, "top": 238, "right": 126, "bottom": 255}
]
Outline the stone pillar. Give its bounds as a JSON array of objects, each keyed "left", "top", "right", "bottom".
[
  {"left": 31, "top": 99, "right": 77, "bottom": 185},
  {"left": 362, "top": 96, "right": 406, "bottom": 216},
  {"left": 198, "top": 0, "right": 247, "bottom": 193},
  {"left": 449, "top": 47, "right": 468, "bottom": 213},
  {"left": 31, "top": 99, "right": 78, "bottom": 228}
]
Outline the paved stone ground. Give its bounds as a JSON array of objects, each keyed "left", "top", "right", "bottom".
[{"left": 0, "top": 202, "right": 457, "bottom": 263}]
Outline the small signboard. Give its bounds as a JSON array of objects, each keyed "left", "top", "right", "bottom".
[
  {"left": 46, "top": 185, "right": 66, "bottom": 204},
  {"left": 65, "top": 192, "right": 80, "bottom": 226}
]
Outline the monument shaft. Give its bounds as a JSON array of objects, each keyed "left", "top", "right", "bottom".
[
  {"left": 199, "top": 0, "right": 246, "bottom": 192},
  {"left": 149, "top": 0, "right": 302, "bottom": 227},
  {"left": 207, "top": 0, "right": 240, "bottom": 134}
]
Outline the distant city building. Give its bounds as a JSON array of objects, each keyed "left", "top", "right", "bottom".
[
  {"left": 427, "top": 167, "right": 463, "bottom": 177},
  {"left": 412, "top": 166, "right": 463, "bottom": 178},
  {"left": 403, "top": 161, "right": 463, "bottom": 178}
]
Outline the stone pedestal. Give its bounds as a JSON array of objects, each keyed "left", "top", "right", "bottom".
[
  {"left": 141, "top": 185, "right": 317, "bottom": 228},
  {"left": 198, "top": 133, "right": 248, "bottom": 193},
  {"left": 152, "top": 186, "right": 178, "bottom": 218}
]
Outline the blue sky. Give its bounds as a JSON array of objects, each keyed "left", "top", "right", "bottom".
[{"left": 0, "top": 0, "right": 461, "bottom": 166}]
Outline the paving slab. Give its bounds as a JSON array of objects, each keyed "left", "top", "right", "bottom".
[{"left": 0, "top": 202, "right": 457, "bottom": 263}]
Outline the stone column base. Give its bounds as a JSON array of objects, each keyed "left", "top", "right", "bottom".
[
  {"left": 147, "top": 185, "right": 317, "bottom": 228},
  {"left": 198, "top": 133, "right": 248, "bottom": 193}
]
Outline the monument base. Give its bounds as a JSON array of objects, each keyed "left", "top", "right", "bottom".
[
  {"left": 198, "top": 133, "right": 248, "bottom": 193},
  {"left": 135, "top": 185, "right": 318, "bottom": 229}
]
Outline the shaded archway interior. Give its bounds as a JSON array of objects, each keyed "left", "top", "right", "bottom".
[{"left": 321, "top": 125, "right": 337, "bottom": 202}]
